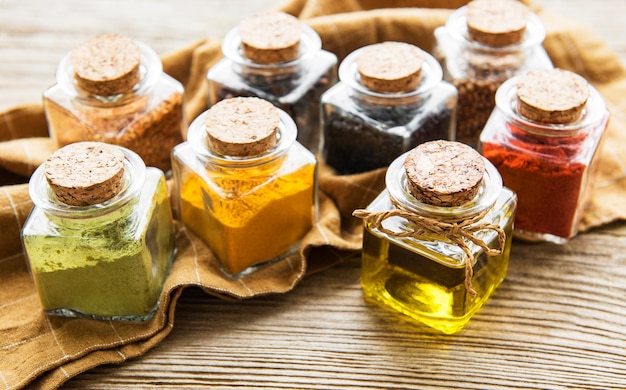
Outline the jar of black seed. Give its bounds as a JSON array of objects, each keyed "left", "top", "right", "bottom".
[
  {"left": 207, "top": 12, "right": 337, "bottom": 154},
  {"left": 433, "top": 0, "right": 552, "bottom": 147},
  {"left": 320, "top": 41, "right": 457, "bottom": 175}
]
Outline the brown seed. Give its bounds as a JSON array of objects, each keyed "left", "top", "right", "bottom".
[
  {"left": 466, "top": 0, "right": 530, "bottom": 47},
  {"left": 205, "top": 97, "right": 279, "bottom": 157},
  {"left": 404, "top": 140, "right": 485, "bottom": 207},
  {"left": 44, "top": 142, "right": 126, "bottom": 206},
  {"left": 238, "top": 12, "right": 303, "bottom": 64},
  {"left": 356, "top": 42, "right": 424, "bottom": 93},
  {"left": 70, "top": 34, "right": 141, "bottom": 96},
  {"left": 516, "top": 69, "right": 590, "bottom": 124}
]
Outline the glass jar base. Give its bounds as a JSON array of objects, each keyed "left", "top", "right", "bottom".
[
  {"left": 218, "top": 240, "right": 301, "bottom": 279},
  {"left": 44, "top": 303, "right": 160, "bottom": 322},
  {"left": 362, "top": 290, "right": 474, "bottom": 335}
]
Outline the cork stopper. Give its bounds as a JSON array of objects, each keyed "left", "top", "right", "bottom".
[
  {"left": 516, "top": 69, "right": 590, "bottom": 124},
  {"left": 356, "top": 42, "right": 424, "bottom": 93},
  {"left": 44, "top": 142, "right": 126, "bottom": 206},
  {"left": 404, "top": 140, "right": 485, "bottom": 207},
  {"left": 70, "top": 34, "right": 141, "bottom": 96},
  {"left": 238, "top": 12, "right": 303, "bottom": 64},
  {"left": 205, "top": 97, "right": 279, "bottom": 157},
  {"left": 466, "top": 0, "right": 530, "bottom": 47}
]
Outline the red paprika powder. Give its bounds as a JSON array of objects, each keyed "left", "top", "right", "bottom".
[{"left": 479, "top": 69, "right": 609, "bottom": 244}]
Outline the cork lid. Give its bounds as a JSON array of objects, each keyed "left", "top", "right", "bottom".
[
  {"left": 404, "top": 140, "right": 485, "bottom": 207},
  {"left": 70, "top": 34, "right": 141, "bottom": 96},
  {"left": 44, "top": 142, "right": 126, "bottom": 206},
  {"left": 238, "top": 12, "right": 303, "bottom": 64},
  {"left": 466, "top": 0, "right": 530, "bottom": 47},
  {"left": 517, "top": 69, "right": 590, "bottom": 124},
  {"left": 356, "top": 42, "right": 424, "bottom": 93},
  {"left": 205, "top": 97, "right": 279, "bottom": 157}
]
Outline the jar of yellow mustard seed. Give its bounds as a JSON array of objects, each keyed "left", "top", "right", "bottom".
[
  {"left": 353, "top": 140, "right": 516, "bottom": 334},
  {"left": 171, "top": 97, "right": 317, "bottom": 276},
  {"left": 21, "top": 142, "right": 176, "bottom": 321},
  {"left": 207, "top": 12, "right": 337, "bottom": 153},
  {"left": 433, "top": 0, "right": 552, "bottom": 147},
  {"left": 43, "top": 34, "right": 186, "bottom": 171}
]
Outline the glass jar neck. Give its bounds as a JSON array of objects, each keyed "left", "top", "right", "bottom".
[
  {"left": 386, "top": 151, "right": 503, "bottom": 221},
  {"left": 445, "top": 4, "right": 546, "bottom": 54},
  {"left": 494, "top": 75, "right": 608, "bottom": 138},
  {"left": 29, "top": 147, "right": 147, "bottom": 222},
  {"left": 222, "top": 23, "right": 322, "bottom": 80},
  {"left": 56, "top": 40, "right": 162, "bottom": 105},
  {"left": 339, "top": 45, "right": 443, "bottom": 107},
  {"left": 187, "top": 107, "right": 297, "bottom": 172}
]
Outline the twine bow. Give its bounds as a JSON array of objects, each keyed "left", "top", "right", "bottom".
[{"left": 353, "top": 201, "right": 506, "bottom": 298}]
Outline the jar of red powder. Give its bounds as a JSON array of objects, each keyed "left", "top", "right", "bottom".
[{"left": 479, "top": 68, "right": 610, "bottom": 244}]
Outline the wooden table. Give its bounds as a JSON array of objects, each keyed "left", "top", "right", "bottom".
[{"left": 1, "top": 1, "right": 626, "bottom": 388}]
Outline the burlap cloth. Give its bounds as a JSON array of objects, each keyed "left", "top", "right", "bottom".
[{"left": 1, "top": 0, "right": 625, "bottom": 388}]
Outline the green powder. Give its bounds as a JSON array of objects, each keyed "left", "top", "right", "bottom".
[{"left": 23, "top": 169, "right": 175, "bottom": 321}]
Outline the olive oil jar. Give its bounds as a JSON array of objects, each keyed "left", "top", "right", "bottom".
[
  {"left": 21, "top": 142, "right": 176, "bottom": 321},
  {"left": 353, "top": 140, "right": 516, "bottom": 334}
]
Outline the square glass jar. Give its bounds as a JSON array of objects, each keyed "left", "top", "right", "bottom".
[
  {"left": 171, "top": 106, "right": 317, "bottom": 276},
  {"left": 22, "top": 147, "right": 176, "bottom": 321},
  {"left": 43, "top": 37, "right": 186, "bottom": 172},
  {"left": 321, "top": 45, "right": 457, "bottom": 175},
  {"left": 207, "top": 22, "right": 337, "bottom": 154},
  {"left": 359, "top": 152, "right": 516, "bottom": 334}
]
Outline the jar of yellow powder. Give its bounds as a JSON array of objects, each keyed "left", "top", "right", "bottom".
[
  {"left": 171, "top": 97, "right": 317, "bottom": 276},
  {"left": 21, "top": 142, "right": 176, "bottom": 321}
]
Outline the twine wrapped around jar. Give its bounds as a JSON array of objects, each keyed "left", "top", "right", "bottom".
[{"left": 353, "top": 199, "right": 506, "bottom": 297}]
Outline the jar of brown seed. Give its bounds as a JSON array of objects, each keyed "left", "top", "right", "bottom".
[
  {"left": 433, "top": 0, "right": 552, "bottom": 148},
  {"left": 43, "top": 34, "right": 186, "bottom": 172}
]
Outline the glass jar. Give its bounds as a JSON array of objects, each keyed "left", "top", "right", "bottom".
[
  {"left": 207, "top": 12, "right": 337, "bottom": 154},
  {"left": 321, "top": 42, "right": 457, "bottom": 175},
  {"left": 43, "top": 34, "right": 186, "bottom": 172},
  {"left": 21, "top": 142, "right": 176, "bottom": 321},
  {"left": 171, "top": 97, "right": 317, "bottom": 277},
  {"left": 479, "top": 69, "right": 609, "bottom": 244},
  {"left": 433, "top": 0, "right": 552, "bottom": 148},
  {"left": 354, "top": 141, "right": 516, "bottom": 334}
]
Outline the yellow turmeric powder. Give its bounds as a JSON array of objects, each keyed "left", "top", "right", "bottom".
[
  {"left": 179, "top": 159, "right": 315, "bottom": 275},
  {"left": 172, "top": 97, "right": 317, "bottom": 276}
]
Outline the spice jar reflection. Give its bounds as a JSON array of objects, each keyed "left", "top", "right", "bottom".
[
  {"left": 21, "top": 142, "right": 176, "bottom": 321},
  {"left": 354, "top": 140, "right": 516, "bottom": 334},
  {"left": 479, "top": 68, "right": 609, "bottom": 244},
  {"left": 171, "top": 97, "right": 317, "bottom": 276},
  {"left": 43, "top": 34, "right": 186, "bottom": 172},
  {"left": 207, "top": 12, "right": 337, "bottom": 154}
]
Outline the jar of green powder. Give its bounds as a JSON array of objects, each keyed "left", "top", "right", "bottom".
[{"left": 21, "top": 142, "right": 176, "bottom": 321}]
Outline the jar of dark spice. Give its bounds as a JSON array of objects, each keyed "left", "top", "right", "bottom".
[
  {"left": 171, "top": 97, "right": 317, "bottom": 277},
  {"left": 21, "top": 142, "right": 176, "bottom": 321},
  {"left": 43, "top": 34, "right": 186, "bottom": 172},
  {"left": 479, "top": 68, "right": 609, "bottom": 244},
  {"left": 353, "top": 140, "right": 516, "bottom": 334},
  {"left": 207, "top": 12, "right": 337, "bottom": 153},
  {"left": 433, "top": 0, "right": 552, "bottom": 147},
  {"left": 320, "top": 41, "right": 457, "bottom": 175}
]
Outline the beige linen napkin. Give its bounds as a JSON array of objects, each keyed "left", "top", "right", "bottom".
[{"left": 1, "top": 0, "right": 626, "bottom": 388}]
